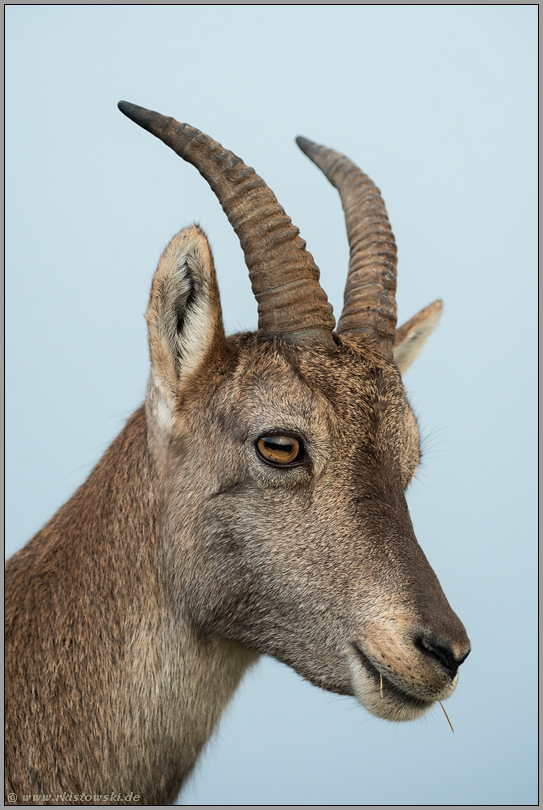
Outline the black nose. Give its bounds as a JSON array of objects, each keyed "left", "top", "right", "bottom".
[{"left": 417, "top": 635, "right": 471, "bottom": 677}]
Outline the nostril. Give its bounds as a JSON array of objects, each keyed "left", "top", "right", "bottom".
[
  {"left": 416, "top": 636, "right": 470, "bottom": 677},
  {"left": 425, "top": 641, "right": 456, "bottom": 674}
]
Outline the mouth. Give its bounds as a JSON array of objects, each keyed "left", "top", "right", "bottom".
[{"left": 351, "top": 642, "right": 436, "bottom": 721}]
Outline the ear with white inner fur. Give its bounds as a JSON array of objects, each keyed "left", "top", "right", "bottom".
[
  {"left": 145, "top": 225, "right": 226, "bottom": 414},
  {"left": 394, "top": 299, "right": 443, "bottom": 374}
]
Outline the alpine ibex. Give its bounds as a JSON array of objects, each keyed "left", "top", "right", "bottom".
[{"left": 5, "top": 102, "right": 470, "bottom": 806}]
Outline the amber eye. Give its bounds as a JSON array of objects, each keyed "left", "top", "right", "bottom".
[{"left": 256, "top": 435, "right": 303, "bottom": 466}]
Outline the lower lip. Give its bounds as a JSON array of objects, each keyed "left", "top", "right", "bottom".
[{"left": 352, "top": 642, "right": 433, "bottom": 710}]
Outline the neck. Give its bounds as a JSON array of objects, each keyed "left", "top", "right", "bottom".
[{"left": 5, "top": 406, "right": 257, "bottom": 805}]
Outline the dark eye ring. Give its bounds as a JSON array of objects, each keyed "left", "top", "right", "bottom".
[{"left": 256, "top": 435, "right": 304, "bottom": 467}]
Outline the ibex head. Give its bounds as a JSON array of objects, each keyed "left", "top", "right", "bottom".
[{"left": 119, "top": 102, "right": 470, "bottom": 723}]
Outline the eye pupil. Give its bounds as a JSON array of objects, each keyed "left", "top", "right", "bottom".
[
  {"left": 264, "top": 438, "right": 293, "bottom": 453},
  {"left": 257, "top": 435, "right": 302, "bottom": 466}
]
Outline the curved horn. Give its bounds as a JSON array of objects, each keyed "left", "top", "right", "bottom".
[
  {"left": 118, "top": 102, "right": 335, "bottom": 345},
  {"left": 296, "top": 137, "right": 397, "bottom": 359}
]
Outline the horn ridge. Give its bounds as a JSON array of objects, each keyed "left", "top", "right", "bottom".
[
  {"left": 296, "top": 135, "right": 397, "bottom": 358},
  {"left": 118, "top": 102, "right": 335, "bottom": 343}
]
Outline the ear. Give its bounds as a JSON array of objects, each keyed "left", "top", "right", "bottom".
[
  {"left": 394, "top": 300, "right": 442, "bottom": 374},
  {"left": 146, "top": 224, "right": 226, "bottom": 412}
]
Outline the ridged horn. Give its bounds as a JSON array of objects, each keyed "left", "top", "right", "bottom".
[
  {"left": 296, "top": 137, "right": 397, "bottom": 359},
  {"left": 118, "top": 102, "right": 335, "bottom": 345}
]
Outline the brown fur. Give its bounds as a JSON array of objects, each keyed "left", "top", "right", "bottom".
[{"left": 5, "top": 218, "right": 470, "bottom": 805}]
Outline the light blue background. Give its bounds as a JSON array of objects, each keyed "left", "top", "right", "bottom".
[{"left": 6, "top": 6, "right": 537, "bottom": 806}]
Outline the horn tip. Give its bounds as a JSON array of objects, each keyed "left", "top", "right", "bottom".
[
  {"left": 296, "top": 135, "right": 316, "bottom": 155},
  {"left": 118, "top": 101, "right": 158, "bottom": 132},
  {"left": 118, "top": 100, "right": 137, "bottom": 116}
]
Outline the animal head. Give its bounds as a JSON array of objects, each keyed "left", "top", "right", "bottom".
[{"left": 119, "top": 102, "right": 470, "bottom": 722}]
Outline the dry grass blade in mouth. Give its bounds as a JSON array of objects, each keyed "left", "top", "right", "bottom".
[
  {"left": 380, "top": 673, "right": 383, "bottom": 698},
  {"left": 439, "top": 701, "right": 454, "bottom": 733}
]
